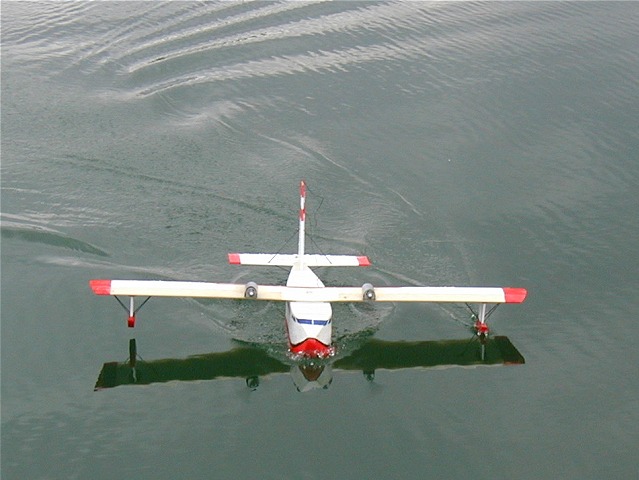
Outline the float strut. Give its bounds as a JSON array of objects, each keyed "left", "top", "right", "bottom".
[
  {"left": 474, "top": 303, "right": 489, "bottom": 336},
  {"left": 114, "top": 296, "right": 151, "bottom": 328},
  {"left": 128, "top": 297, "right": 136, "bottom": 328}
]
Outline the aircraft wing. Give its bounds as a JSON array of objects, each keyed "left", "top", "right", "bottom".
[
  {"left": 359, "top": 286, "right": 527, "bottom": 303},
  {"left": 90, "top": 280, "right": 526, "bottom": 304},
  {"left": 259, "top": 285, "right": 526, "bottom": 303},
  {"left": 91, "top": 279, "right": 252, "bottom": 299}
]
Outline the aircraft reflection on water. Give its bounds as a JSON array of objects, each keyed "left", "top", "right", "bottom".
[{"left": 95, "top": 334, "right": 525, "bottom": 392}]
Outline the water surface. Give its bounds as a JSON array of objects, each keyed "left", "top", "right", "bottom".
[{"left": 2, "top": 2, "right": 638, "bottom": 478}]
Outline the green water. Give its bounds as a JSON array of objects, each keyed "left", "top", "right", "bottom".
[{"left": 2, "top": 2, "right": 638, "bottom": 478}]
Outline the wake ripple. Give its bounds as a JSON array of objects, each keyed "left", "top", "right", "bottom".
[{"left": 1, "top": 220, "right": 108, "bottom": 257}]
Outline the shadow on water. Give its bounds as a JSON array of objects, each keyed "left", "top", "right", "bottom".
[{"left": 96, "top": 335, "right": 524, "bottom": 393}]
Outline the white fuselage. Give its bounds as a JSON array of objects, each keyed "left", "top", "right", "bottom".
[{"left": 285, "top": 261, "right": 332, "bottom": 350}]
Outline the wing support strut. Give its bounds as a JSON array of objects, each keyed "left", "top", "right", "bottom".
[
  {"left": 114, "top": 296, "right": 151, "bottom": 328},
  {"left": 467, "top": 302, "right": 500, "bottom": 336}
]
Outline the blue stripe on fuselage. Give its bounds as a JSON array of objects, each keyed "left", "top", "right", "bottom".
[{"left": 296, "top": 318, "right": 329, "bottom": 326}]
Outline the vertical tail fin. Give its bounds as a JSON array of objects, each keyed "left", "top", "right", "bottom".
[{"left": 298, "top": 180, "right": 306, "bottom": 260}]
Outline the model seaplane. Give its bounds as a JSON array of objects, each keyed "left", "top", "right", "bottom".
[{"left": 90, "top": 181, "right": 527, "bottom": 358}]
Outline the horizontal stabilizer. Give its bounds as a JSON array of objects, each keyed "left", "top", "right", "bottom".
[
  {"left": 90, "top": 280, "right": 526, "bottom": 304},
  {"left": 228, "top": 253, "right": 370, "bottom": 267}
]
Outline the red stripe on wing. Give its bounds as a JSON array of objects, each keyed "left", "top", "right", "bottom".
[
  {"left": 503, "top": 287, "right": 527, "bottom": 303},
  {"left": 90, "top": 279, "right": 112, "bottom": 295},
  {"left": 357, "top": 256, "right": 371, "bottom": 266}
]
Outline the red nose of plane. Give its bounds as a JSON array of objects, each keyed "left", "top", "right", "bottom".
[{"left": 290, "top": 338, "right": 333, "bottom": 358}]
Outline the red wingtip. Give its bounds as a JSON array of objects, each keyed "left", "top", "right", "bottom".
[
  {"left": 228, "top": 253, "right": 241, "bottom": 264},
  {"left": 300, "top": 180, "right": 306, "bottom": 198},
  {"left": 90, "top": 279, "right": 112, "bottom": 295},
  {"left": 503, "top": 287, "right": 528, "bottom": 303},
  {"left": 357, "top": 256, "right": 371, "bottom": 266}
]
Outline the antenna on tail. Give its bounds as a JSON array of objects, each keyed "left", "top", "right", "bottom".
[{"left": 298, "top": 180, "right": 306, "bottom": 260}]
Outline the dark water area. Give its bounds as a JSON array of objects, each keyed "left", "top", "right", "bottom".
[{"left": 2, "top": 2, "right": 638, "bottom": 478}]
